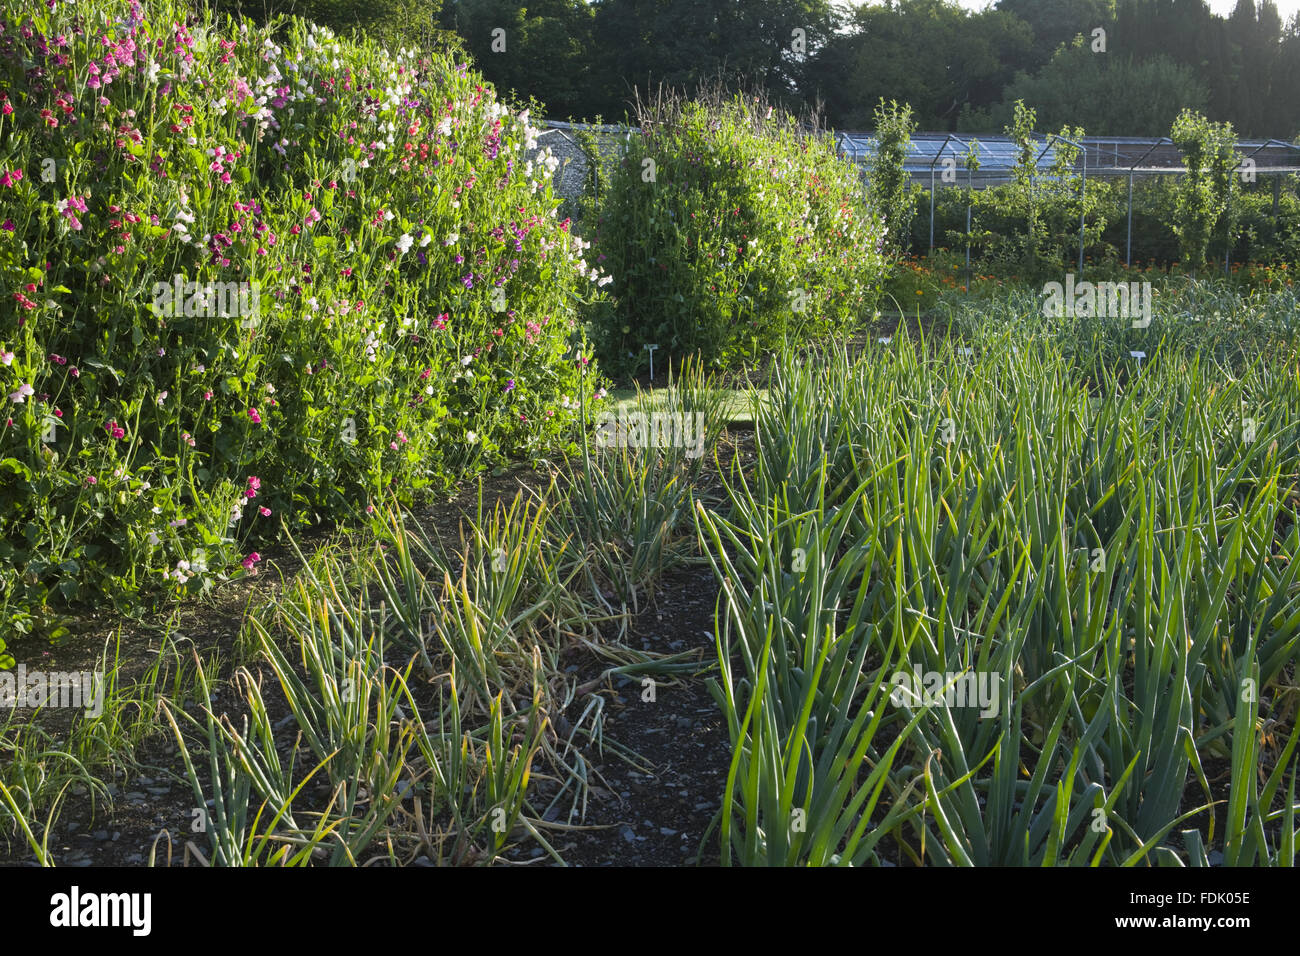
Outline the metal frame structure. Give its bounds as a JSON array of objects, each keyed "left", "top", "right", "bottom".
[
  {"left": 838, "top": 131, "right": 1300, "bottom": 275},
  {"left": 538, "top": 122, "right": 1300, "bottom": 277}
]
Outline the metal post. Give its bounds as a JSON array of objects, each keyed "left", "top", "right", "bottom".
[
  {"left": 1036, "top": 133, "right": 1085, "bottom": 276},
  {"left": 929, "top": 165, "right": 935, "bottom": 254},
  {"left": 926, "top": 135, "right": 956, "bottom": 256},
  {"left": 1225, "top": 197, "right": 1231, "bottom": 276},
  {"left": 1078, "top": 148, "right": 1086, "bottom": 276},
  {"left": 965, "top": 164, "right": 972, "bottom": 293},
  {"left": 1126, "top": 171, "right": 1134, "bottom": 267},
  {"left": 1122, "top": 138, "right": 1172, "bottom": 274}
]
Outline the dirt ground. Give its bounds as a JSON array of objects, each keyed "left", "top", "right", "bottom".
[{"left": 0, "top": 428, "right": 758, "bottom": 868}]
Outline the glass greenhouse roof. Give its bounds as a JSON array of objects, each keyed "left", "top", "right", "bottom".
[{"left": 836, "top": 131, "right": 1300, "bottom": 185}]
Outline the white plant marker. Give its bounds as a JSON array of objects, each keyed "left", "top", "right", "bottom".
[{"left": 645, "top": 343, "right": 659, "bottom": 381}]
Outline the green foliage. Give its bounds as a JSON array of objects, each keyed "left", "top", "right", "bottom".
[
  {"left": 437, "top": 0, "right": 595, "bottom": 120},
  {"left": 704, "top": 326, "right": 1300, "bottom": 866},
  {"left": 960, "top": 41, "right": 1208, "bottom": 137},
  {"left": 964, "top": 101, "right": 1107, "bottom": 280},
  {"left": 996, "top": 0, "right": 1117, "bottom": 69},
  {"left": 586, "top": 0, "right": 836, "bottom": 121},
  {"left": 205, "top": 0, "right": 459, "bottom": 50},
  {"left": 586, "top": 88, "right": 887, "bottom": 373},
  {"left": 1170, "top": 109, "right": 1243, "bottom": 272},
  {"left": 0, "top": 0, "right": 608, "bottom": 639},
  {"left": 868, "top": 99, "right": 922, "bottom": 260},
  {"left": 805, "top": 0, "right": 1032, "bottom": 130}
]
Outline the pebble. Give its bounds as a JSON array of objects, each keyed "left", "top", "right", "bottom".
[
  {"left": 93, "top": 830, "right": 110, "bottom": 841},
  {"left": 659, "top": 827, "right": 677, "bottom": 836},
  {"left": 620, "top": 826, "right": 636, "bottom": 844}
]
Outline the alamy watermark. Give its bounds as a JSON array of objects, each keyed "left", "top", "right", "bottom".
[
  {"left": 50, "top": 886, "right": 151, "bottom": 936},
  {"left": 1042, "top": 274, "right": 1152, "bottom": 328},
  {"left": 151, "top": 275, "right": 260, "bottom": 321},
  {"left": 594, "top": 406, "right": 706, "bottom": 458},
  {"left": 889, "top": 669, "right": 1000, "bottom": 718},
  {"left": 0, "top": 665, "right": 104, "bottom": 717}
]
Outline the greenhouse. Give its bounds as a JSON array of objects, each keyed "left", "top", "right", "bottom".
[{"left": 836, "top": 132, "right": 1300, "bottom": 266}]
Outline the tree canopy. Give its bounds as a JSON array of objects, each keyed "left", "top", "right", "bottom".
[{"left": 203, "top": 0, "right": 1300, "bottom": 137}]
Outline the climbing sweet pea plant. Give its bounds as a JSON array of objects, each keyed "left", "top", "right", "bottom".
[
  {"left": 585, "top": 89, "right": 887, "bottom": 374},
  {"left": 0, "top": 0, "right": 609, "bottom": 641}
]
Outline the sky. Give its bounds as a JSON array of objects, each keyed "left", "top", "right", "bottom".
[{"left": 948, "top": 0, "right": 1300, "bottom": 19}]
